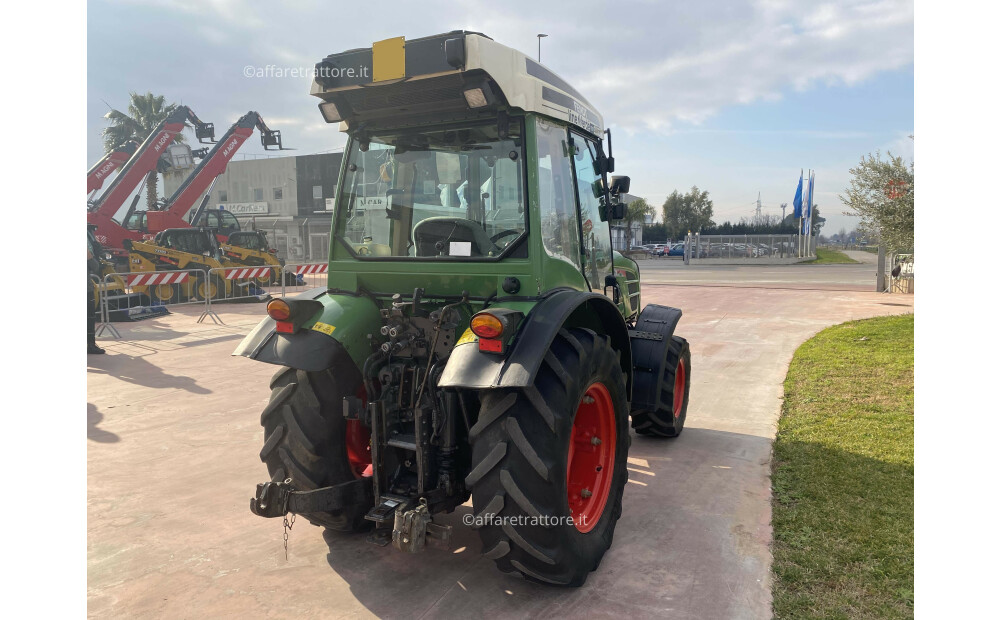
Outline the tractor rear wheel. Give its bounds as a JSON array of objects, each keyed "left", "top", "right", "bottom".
[
  {"left": 259, "top": 361, "right": 372, "bottom": 531},
  {"left": 467, "top": 328, "right": 629, "bottom": 586},
  {"left": 631, "top": 336, "right": 691, "bottom": 437}
]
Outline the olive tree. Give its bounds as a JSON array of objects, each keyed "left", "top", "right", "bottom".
[{"left": 840, "top": 151, "right": 914, "bottom": 252}]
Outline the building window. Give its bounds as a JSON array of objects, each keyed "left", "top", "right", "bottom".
[
  {"left": 253, "top": 188, "right": 264, "bottom": 202},
  {"left": 273, "top": 187, "right": 283, "bottom": 200},
  {"left": 218, "top": 189, "right": 228, "bottom": 202},
  {"left": 312, "top": 185, "right": 323, "bottom": 200}
]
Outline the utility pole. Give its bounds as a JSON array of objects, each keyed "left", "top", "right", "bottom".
[
  {"left": 755, "top": 192, "right": 762, "bottom": 225},
  {"left": 537, "top": 33, "right": 548, "bottom": 62},
  {"left": 781, "top": 202, "right": 787, "bottom": 222}
]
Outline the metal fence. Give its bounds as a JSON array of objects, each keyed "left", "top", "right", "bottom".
[
  {"left": 95, "top": 268, "right": 221, "bottom": 339},
  {"left": 885, "top": 253, "right": 914, "bottom": 294},
  {"left": 682, "top": 233, "right": 811, "bottom": 261}
]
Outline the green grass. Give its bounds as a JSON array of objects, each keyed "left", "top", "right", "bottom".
[
  {"left": 801, "top": 248, "right": 860, "bottom": 264},
  {"left": 771, "top": 315, "right": 914, "bottom": 619}
]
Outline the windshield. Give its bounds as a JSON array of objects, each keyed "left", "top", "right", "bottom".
[
  {"left": 230, "top": 231, "right": 266, "bottom": 250},
  {"left": 335, "top": 121, "right": 526, "bottom": 259}
]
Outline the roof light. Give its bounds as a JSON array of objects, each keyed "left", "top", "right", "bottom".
[
  {"left": 470, "top": 312, "right": 504, "bottom": 339},
  {"left": 319, "top": 101, "right": 342, "bottom": 123},
  {"left": 463, "top": 88, "right": 488, "bottom": 109}
]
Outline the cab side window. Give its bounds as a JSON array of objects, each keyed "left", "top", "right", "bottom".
[
  {"left": 570, "top": 131, "right": 612, "bottom": 292},
  {"left": 535, "top": 119, "right": 581, "bottom": 269}
]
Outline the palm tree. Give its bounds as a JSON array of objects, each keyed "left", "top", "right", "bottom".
[{"left": 102, "top": 92, "right": 181, "bottom": 210}]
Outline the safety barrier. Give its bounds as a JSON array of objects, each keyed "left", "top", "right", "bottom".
[
  {"left": 94, "top": 268, "right": 222, "bottom": 339},
  {"left": 276, "top": 262, "right": 329, "bottom": 298},
  {"left": 91, "top": 262, "right": 334, "bottom": 340},
  {"left": 205, "top": 265, "right": 282, "bottom": 307}
]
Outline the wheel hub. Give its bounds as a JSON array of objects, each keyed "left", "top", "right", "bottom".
[
  {"left": 673, "top": 359, "right": 686, "bottom": 417},
  {"left": 567, "top": 382, "right": 616, "bottom": 533},
  {"left": 346, "top": 386, "right": 372, "bottom": 478}
]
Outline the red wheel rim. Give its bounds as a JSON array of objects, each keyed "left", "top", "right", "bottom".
[
  {"left": 567, "top": 382, "right": 616, "bottom": 533},
  {"left": 673, "top": 359, "right": 686, "bottom": 417},
  {"left": 346, "top": 386, "right": 372, "bottom": 478}
]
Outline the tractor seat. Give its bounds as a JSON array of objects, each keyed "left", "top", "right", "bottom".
[{"left": 413, "top": 217, "right": 498, "bottom": 258}]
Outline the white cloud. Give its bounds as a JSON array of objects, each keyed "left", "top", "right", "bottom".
[{"left": 446, "top": 0, "right": 913, "bottom": 132}]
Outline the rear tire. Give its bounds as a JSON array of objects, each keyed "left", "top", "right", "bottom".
[
  {"left": 467, "top": 328, "right": 629, "bottom": 586},
  {"left": 630, "top": 336, "right": 691, "bottom": 437},
  {"left": 259, "top": 361, "right": 372, "bottom": 531}
]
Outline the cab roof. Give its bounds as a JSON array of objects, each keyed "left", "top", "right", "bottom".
[{"left": 311, "top": 31, "right": 603, "bottom": 137}]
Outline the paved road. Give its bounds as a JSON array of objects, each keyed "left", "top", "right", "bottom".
[
  {"left": 87, "top": 274, "right": 911, "bottom": 618},
  {"left": 635, "top": 258, "right": 876, "bottom": 290}
]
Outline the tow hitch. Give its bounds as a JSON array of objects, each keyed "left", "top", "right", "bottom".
[{"left": 249, "top": 477, "right": 373, "bottom": 518}]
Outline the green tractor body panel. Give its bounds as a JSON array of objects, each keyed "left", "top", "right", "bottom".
[{"left": 234, "top": 287, "right": 383, "bottom": 372}]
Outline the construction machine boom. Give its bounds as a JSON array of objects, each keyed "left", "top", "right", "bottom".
[
  {"left": 87, "top": 105, "right": 215, "bottom": 255},
  {"left": 146, "top": 111, "right": 291, "bottom": 237},
  {"left": 87, "top": 140, "right": 138, "bottom": 196}
]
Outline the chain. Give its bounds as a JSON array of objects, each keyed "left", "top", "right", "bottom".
[
  {"left": 281, "top": 478, "right": 295, "bottom": 560},
  {"left": 283, "top": 512, "right": 296, "bottom": 560}
]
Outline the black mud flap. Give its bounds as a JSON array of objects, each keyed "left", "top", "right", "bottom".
[
  {"left": 630, "top": 304, "right": 682, "bottom": 414},
  {"left": 250, "top": 477, "right": 374, "bottom": 518}
]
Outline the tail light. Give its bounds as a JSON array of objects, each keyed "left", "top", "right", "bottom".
[{"left": 468, "top": 309, "right": 523, "bottom": 354}]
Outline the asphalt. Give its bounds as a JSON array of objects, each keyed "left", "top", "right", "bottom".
[{"left": 87, "top": 260, "right": 912, "bottom": 619}]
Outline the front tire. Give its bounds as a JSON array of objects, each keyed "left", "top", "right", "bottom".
[
  {"left": 259, "top": 361, "right": 372, "bottom": 531},
  {"left": 630, "top": 335, "right": 691, "bottom": 437},
  {"left": 467, "top": 328, "right": 629, "bottom": 586}
]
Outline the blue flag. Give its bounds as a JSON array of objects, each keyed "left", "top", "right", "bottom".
[
  {"left": 804, "top": 170, "right": 814, "bottom": 236},
  {"left": 792, "top": 172, "right": 803, "bottom": 218}
]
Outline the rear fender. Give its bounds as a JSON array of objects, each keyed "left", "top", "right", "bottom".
[
  {"left": 232, "top": 287, "right": 381, "bottom": 372},
  {"left": 438, "top": 290, "right": 632, "bottom": 399}
]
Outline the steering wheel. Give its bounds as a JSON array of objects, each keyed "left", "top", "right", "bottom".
[
  {"left": 490, "top": 230, "right": 521, "bottom": 246},
  {"left": 356, "top": 245, "right": 371, "bottom": 256}
]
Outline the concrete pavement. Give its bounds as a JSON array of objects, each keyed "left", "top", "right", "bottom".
[
  {"left": 87, "top": 270, "right": 912, "bottom": 618},
  {"left": 634, "top": 258, "right": 877, "bottom": 291}
]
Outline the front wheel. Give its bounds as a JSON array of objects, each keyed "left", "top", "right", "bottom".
[
  {"left": 631, "top": 335, "right": 691, "bottom": 437},
  {"left": 467, "top": 328, "right": 629, "bottom": 586}
]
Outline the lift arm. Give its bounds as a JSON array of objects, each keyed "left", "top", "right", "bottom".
[
  {"left": 150, "top": 112, "right": 290, "bottom": 234},
  {"left": 87, "top": 140, "right": 138, "bottom": 195},
  {"left": 87, "top": 105, "right": 215, "bottom": 219}
]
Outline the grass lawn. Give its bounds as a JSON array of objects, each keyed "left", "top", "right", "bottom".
[
  {"left": 771, "top": 314, "right": 914, "bottom": 619},
  {"left": 802, "top": 248, "right": 860, "bottom": 264}
]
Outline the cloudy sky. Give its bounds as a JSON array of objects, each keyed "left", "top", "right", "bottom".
[{"left": 88, "top": 0, "right": 913, "bottom": 235}]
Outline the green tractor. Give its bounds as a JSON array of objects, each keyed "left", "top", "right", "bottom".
[{"left": 237, "top": 31, "right": 691, "bottom": 586}]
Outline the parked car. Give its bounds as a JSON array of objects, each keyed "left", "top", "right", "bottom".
[{"left": 667, "top": 243, "right": 685, "bottom": 257}]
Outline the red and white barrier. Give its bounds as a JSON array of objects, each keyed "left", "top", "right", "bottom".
[
  {"left": 222, "top": 266, "right": 274, "bottom": 280},
  {"left": 125, "top": 271, "right": 190, "bottom": 286},
  {"left": 295, "top": 263, "right": 328, "bottom": 275}
]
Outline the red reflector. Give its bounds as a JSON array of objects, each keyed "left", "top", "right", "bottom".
[
  {"left": 275, "top": 321, "right": 295, "bottom": 334},
  {"left": 478, "top": 338, "right": 503, "bottom": 353}
]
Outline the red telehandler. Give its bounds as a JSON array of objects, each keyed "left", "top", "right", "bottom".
[
  {"left": 87, "top": 139, "right": 138, "bottom": 197},
  {"left": 120, "top": 111, "right": 290, "bottom": 240},
  {"left": 86, "top": 105, "right": 215, "bottom": 264}
]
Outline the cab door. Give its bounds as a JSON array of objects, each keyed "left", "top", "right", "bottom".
[{"left": 568, "top": 131, "right": 613, "bottom": 293}]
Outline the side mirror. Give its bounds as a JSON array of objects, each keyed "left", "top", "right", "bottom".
[
  {"left": 611, "top": 202, "right": 626, "bottom": 220},
  {"left": 610, "top": 176, "right": 631, "bottom": 194}
]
